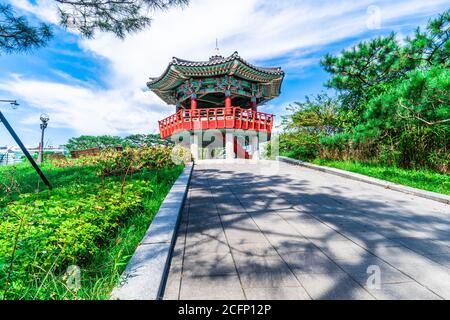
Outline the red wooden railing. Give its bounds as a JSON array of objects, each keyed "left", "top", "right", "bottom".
[{"left": 158, "top": 107, "right": 274, "bottom": 138}]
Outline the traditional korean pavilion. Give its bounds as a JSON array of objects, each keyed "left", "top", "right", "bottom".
[{"left": 147, "top": 50, "right": 284, "bottom": 160}]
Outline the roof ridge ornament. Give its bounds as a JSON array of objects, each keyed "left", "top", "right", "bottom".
[{"left": 210, "top": 38, "right": 223, "bottom": 61}]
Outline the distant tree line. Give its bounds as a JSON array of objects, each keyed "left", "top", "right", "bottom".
[
  {"left": 65, "top": 134, "right": 172, "bottom": 151},
  {"left": 279, "top": 10, "right": 449, "bottom": 173}
]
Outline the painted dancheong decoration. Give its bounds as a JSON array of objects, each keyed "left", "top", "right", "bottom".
[{"left": 147, "top": 47, "right": 284, "bottom": 160}]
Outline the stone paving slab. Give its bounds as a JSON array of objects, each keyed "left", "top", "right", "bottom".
[
  {"left": 234, "top": 256, "right": 300, "bottom": 288},
  {"left": 297, "top": 273, "right": 375, "bottom": 300},
  {"left": 179, "top": 275, "right": 245, "bottom": 300},
  {"left": 183, "top": 251, "right": 236, "bottom": 276},
  {"left": 366, "top": 282, "right": 441, "bottom": 300},
  {"left": 230, "top": 242, "right": 279, "bottom": 261},
  {"left": 244, "top": 286, "right": 311, "bottom": 300},
  {"left": 184, "top": 238, "right": 230, "bottom": 255},
  {"left": 426, "top": 253, "right": 450, "bottom": 268},
  {"left": 281, "top": 249, "right": 344, "bottom": 275},
  {"left": 163, "top": 161, "right": 450, "bottom": 300},
  {"left": 334, "top": 257, "right": 412, "bottom": 285}
]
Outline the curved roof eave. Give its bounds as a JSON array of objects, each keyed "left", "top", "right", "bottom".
[{"left": 147, "top": 52, "right": 284, "bottom": 90}]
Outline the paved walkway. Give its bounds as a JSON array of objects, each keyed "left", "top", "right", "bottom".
[{"left": 163, "top": 161, "right": 450, "bottom": 300}]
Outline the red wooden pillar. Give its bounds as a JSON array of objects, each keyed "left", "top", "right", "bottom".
[
  {"left": 190, "top": 93, "right": 197, "bottom": 113},
  {"left": 224, "top": 90, "right": 232, "bottom": 115},
  {"left": 251, "top": 96, "right": 257, "bottom": 112},
  {"left": 190, "top": 93, "right": 200, "bottom": 130}
]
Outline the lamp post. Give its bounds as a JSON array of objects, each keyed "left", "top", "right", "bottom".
[{"left": 38, "top": 113, "right": 49, "bottom": 164}]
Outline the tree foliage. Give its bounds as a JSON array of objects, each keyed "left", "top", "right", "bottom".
[
  {"left": 404, "top": 9, "right": 450, "bottom": 68},
  {"left": 282, "top": 10, "right": 450, "bottom": 173},
  {"left": 0, "top": 0, "right": 189, "bottom": 54},
  {"left": 56, "top": 0, "right": 189, "bottom": 39},
  {"left": 122, "top": 133, "right": 172, "bottom": 147},
  {"left": 357, "top": 66, "right": 450, "bottom": 169},
  {"left": 279, "top": 93, "right": 342, "bottom": 160},
  {"left": 0, "top": 4, "right": 52, "bottom": 53},
  {"left": 321, "top": 10, "right": 449, "bottom": 124},
  {"left": 65, "top": 135, "right": 124, "bottom": 150},
  {"left": 282, "top": 92, "right": 343, "bottom": 134},
  {"left": 64, "top": 134, "right": 170, "bottom": 151}
]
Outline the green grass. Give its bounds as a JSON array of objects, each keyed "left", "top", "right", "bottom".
[
  {"left": 0, "top": 162, "right": 100, "bottom": 196},
  {"left": 0, "top": 161, "right": 183, "bottom": 300},
  {"left": 310, "top": 159, "right": 450, "bottom": 195},
  {"left": 73, "top": 173, "right": 177, "bottom": 300}
]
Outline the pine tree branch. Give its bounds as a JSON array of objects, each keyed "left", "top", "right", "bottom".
[{"left": 397, "top": 101, "right": 450, "bottom": 126}]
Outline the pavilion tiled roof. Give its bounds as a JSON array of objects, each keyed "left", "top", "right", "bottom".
[
  {"left": 147, "top": 51, "right": 284, "bottom": 105},
  {"left": 166, "top": 52, "right": 283, "bottom": 73}
]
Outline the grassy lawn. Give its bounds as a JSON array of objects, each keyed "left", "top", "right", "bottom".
[
  {"left": 0, "top": 161, "right": 183, "bottom": 300},
  {"left": 310, "top": 159, "right": 450, "bottom": 196}
]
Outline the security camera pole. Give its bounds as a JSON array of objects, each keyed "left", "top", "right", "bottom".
[
  {"left": 38, "top": 113, "right": 49, "bottom": 164},
  {"left": 0, "top": 100, "right": 52, "bottom": 190}
]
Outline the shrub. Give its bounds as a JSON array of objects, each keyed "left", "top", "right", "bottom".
[{"left": 51, "top": 145, "right": 184, "bottom": 176}]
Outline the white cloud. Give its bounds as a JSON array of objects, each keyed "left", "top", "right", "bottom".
[
  {"left": 11, "top": 0, "right": 59, "bottom": 24},
  {"left": 0, "top": 75, "right": 165, "bottom": 135},
  {"left": 3, "top": 0, "right": 449, "bottom": 137}
]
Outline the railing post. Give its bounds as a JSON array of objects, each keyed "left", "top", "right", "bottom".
[
  {"left": 239, "top": 108, "right": 243, "bottom": 129},
  {"left": 250, "top": 109, "right": 255, "bottom": 130},
  {"left": 257, "top": 112, "right": 261, "bottom": 131}
]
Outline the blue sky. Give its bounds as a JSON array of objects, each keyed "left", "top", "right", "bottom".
[{"left": 0, "top": 0, "right": 448, "bottom": 147}]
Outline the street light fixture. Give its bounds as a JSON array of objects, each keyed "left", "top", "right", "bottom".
[
  {"left": 38, "top": 113, "right": 50, "bottom": 164},
  {"left": 0, "top": 99, "right": 19, "bottom": 109},
  {"left": 0, "top": 100, "right": 19, "bottom": 121}
]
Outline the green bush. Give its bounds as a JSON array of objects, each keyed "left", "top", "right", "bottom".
[{"left": 51, "top": 145, "right": 186, "bottom": 177}]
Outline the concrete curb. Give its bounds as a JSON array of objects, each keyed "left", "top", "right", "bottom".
[
  {"left": 110, "top": 162, "right": 193, "bottom": 300},
  {"left": 277, "top": 156, "right": 450, "bottom": 205}
]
